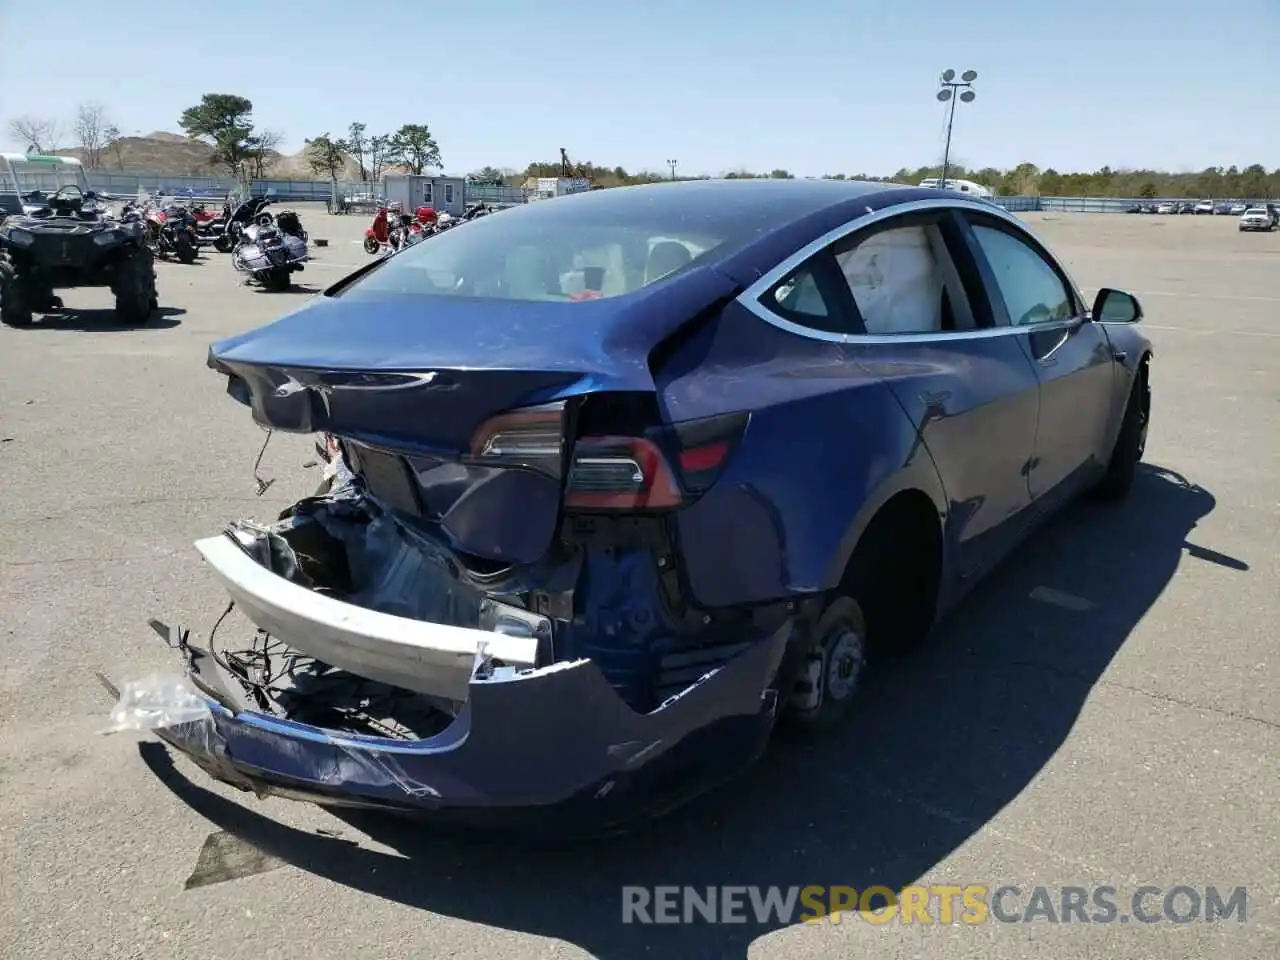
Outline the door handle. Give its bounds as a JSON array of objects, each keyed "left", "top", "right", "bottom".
[{"left": 1113, "top": 350, "right": 1127, "bottom": 362}]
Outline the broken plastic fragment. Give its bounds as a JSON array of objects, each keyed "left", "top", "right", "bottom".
[{"left": 101, "top": 672, "right": 213, "bottom": 735}]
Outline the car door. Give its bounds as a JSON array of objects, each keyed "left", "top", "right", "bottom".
[
  {"left": 775, "top": 206, "right": 1043, "bottom": 583},
  {"left": 959, "top": 212, "right": 1116, "bottom": 505}
]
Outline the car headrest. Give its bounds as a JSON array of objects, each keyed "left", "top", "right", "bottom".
[{"left": 646, "top": 241, "right": 693, "bottom": 283}]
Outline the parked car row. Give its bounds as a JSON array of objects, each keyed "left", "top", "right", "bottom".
[{"left": 1125, "top": 200, "right": 1253, "bottom": 215}]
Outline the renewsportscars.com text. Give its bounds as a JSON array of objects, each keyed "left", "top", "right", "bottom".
[{"left": 620, "top": 885, "right": 1248, "bottom": 925}]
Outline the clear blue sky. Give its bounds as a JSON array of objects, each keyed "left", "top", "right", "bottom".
[{"left": 1, "top": 0, "right": 1275, "bottom": 176}]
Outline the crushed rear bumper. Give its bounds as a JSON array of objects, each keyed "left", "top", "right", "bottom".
[{"left": 153, "top": 619, "right": 787, "bottom": 834}]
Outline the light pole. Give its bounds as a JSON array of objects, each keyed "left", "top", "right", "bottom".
[
  {"left": 667, "top": 159, "right": 678, "bottom": 181},
  {"left": 936, "top": 69, "right": 977, "bottom": 191}
]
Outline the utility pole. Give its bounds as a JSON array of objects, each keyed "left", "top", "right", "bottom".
[
  {"left": 936, "top": 69, "right": 977, "bottom": 191},
  {"left": 667, "top": 159, "right": 678, "bottom": 181}
]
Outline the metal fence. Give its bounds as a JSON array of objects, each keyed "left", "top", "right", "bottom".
[
  {"left": 991, "top": 195, "right": 1274, "bottom": 214},
  {"left": 74, "top": 170, "right": 1274, "bottom": 212}
]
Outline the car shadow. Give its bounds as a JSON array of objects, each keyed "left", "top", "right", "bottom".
[
  {"left": 140, "top": 463, "right": 1245, "bottom": 958},
  {"left": 19, "top": 306, "right": 185, "bottom": 331}
]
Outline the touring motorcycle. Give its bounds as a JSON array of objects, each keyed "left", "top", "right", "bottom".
[
  {"left": 210, "top": 195, "right": 276, "bottom": 252},
  {"left": 231, "top": 207, "right": 308, "bottom": 291}
]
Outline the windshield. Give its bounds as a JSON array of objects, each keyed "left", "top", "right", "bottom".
[
  {"left": 339, "top": 209, "right": 728, "bottom": 302},
  {"left": 5, "top": 158, "right": 90, "bottom": 195}
]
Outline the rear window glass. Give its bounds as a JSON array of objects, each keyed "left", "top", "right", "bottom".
[{"left": 338, "top": 213, "right": 726, "bottom": 302}]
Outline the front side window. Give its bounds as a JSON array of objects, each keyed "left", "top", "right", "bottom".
[{"left": 970, "top": 224, "right": 1076, "bottom": 326}]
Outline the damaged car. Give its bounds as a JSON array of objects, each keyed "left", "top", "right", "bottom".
[{"left": 127, "top": 179, "right": 1154, "bottom": 832}]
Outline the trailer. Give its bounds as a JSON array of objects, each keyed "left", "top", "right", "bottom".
[
  {"left": 529, "top": 177, "right": 590, "bottom": 201},
  {"left": 918, "top": 176, "right": 994, "bottom": 199}
]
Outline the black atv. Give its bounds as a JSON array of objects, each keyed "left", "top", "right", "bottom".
[{"left": 0, "top": 184, "right": 158, "bottom": 328}]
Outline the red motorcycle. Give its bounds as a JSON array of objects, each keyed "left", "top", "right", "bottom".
[
  {"left": 364, "top": 205, "right": 440, "bottom": 255},
  {"left": 145, "top": 203, "right": 199, "bottom": 264},
  {"left": 363, "top": 206, "right": 391, "bottom": 254}
]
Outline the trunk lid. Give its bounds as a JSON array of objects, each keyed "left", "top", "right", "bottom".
[{"left": 208, "top": 280, "right": 733, "bottom": 564}]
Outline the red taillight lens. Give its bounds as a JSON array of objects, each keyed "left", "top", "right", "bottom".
[
  {"left": 566, "top": 436, "right": 683, "bottom": 510},
  {"left": 672, "top": 411, "right": 749, "bottom": 493}
]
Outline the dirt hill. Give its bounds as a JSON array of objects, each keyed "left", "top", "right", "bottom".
[{"left": 55, "top": 132, "right": 364, "bottom": 181}]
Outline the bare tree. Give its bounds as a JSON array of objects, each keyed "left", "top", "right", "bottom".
[
  {"left": 368, "top": 133, "right": 391, "bottom": 184},
  {"left": 8, "top": 115, "right": 62, "bottom": 154},
  {"left": 103, "top": 125, "right": 125, "bottom": 170},
  {"left": 246, "top": 128, "right": 284, "bottom": 179},
  {"left": 74, "top": 102, "right": 112, "bottom": 169}
]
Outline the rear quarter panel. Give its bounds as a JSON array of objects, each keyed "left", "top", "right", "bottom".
[{"left": 655, "top": 302, "right": 947, "bottom": 607}]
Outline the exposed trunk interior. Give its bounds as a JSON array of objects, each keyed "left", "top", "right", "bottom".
[{"left": 204, "top": 484, "right": 570, "bottom": 741}]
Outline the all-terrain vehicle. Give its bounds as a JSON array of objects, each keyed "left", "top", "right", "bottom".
[{"left": 0, "top": 181, "right": 157, "bottom": 327}]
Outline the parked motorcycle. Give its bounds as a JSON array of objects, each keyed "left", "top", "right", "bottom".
[
  {"left": 210, "top": 195, "right": 275, "bottom": 252},
  {"left": 232, "top": 208, "right": 308, "bottom": 291},
  {"left": 362, "top": 205, "right": 390, "bottom": 254},
  {"left": 146, "top": 201, "right": 199, "bottom": 263}
]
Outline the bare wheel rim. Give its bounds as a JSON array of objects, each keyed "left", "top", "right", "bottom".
[{"left": 825, "top": 628, "right": 865, "bottom": 702}]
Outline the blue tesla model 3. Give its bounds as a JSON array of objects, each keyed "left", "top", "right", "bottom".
[{"left": 141, "top": 178, "right": 1153, "bottom": 832}]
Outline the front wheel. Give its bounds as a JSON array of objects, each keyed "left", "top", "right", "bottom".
[
  {"left": 0, "top": 260, "right": 34, "bottom": 327},
  {"left": 1096, "top": 365, "right": 1149, "bottom": 500},
  {"left": 111, "top": 247, "right": 158, "bottom": 325},
  {"left": 260, "top": 268, "right": 291, "bottom": 292},
  {"left": 363, "top": 235, "right": 380, "bottom": 254},
  {"left": 175, "top": 232, "right": 198, "bottom": 264}
]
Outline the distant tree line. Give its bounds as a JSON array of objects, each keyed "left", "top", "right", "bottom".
[
  {"left": 7, "top": 103, "right": 1276, "bottom": 198},
  {"left": 473, "top": 160, "right": 1279, "bottom": 199}
]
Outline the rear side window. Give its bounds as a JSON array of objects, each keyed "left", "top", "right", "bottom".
[
  {"left": 969, "top": 224, "right": 1077, "bottom": 326},
  {"left": 832, "top": 224, "right": 959, "bottom": 335},
  {"left": 757, "top": 212, "right": 978, "bottom": 336}
]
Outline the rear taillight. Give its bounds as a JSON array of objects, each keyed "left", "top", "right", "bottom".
[
  {"left": 565, "top": 411, "right": 749, "bottom": 512},
  {"left": 672, "top": 411, "right": 749, "bottom": 494},
  {"left": 565, "top": 436, "right": 683, "bottom": 510},
  {"left": 468, "top": 402, "right": 566, "bottom": 476}
]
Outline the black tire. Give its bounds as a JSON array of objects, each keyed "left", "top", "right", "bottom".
[
  {"left": 213, "top": 233, "right": 234, "bottom": 253},
  {"left": 112, "top": 246, "right": 158, "bottom": 325},
  {"left": 0, "top": 260, "right": 34, "bottom": 327},
  {"left": 175, "top": 232, "right": 198, "bottom": 264},
  {"left": 1096, "top": 365, "right": 1149, "bottom": 501},
  {"left": 784, "top": 597, "right": 868, "bottom": 733},
  {"left": 262, "top": 268, "right": 291, "bottom": 292},
  {"left": 363, "top": 235, "right": 380, "bottom": 254}
]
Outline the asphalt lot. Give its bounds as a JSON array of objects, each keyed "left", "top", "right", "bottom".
[{"left": 0, "top": 208, "right": 1276, "bottom": 960}]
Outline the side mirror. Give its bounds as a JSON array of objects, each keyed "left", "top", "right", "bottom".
[{"left": 1092, "top": 287, "right": 1143, "bottom": 324}]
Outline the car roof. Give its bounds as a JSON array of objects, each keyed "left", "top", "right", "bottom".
[{"left": 519, "top": 177, "right": 901, "bottom": 233}]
